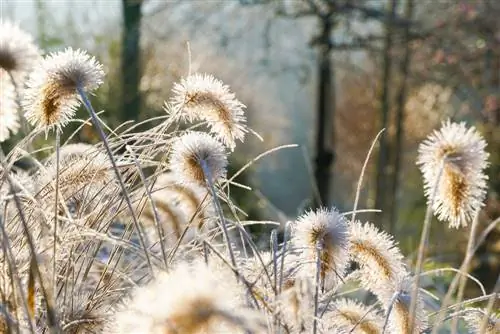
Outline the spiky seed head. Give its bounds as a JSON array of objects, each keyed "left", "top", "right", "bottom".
[
  {"left": 417, "top": 120, "right": 489, "bottom": 228},
  {"left": 169, "top": 132, "right": 228, "bottom": 186},
  {"left": 292, "top": 207, "right": 349, "bottom": 290},
  {"left": 22, "top": 47, "right": 104, "bottom": 132},
  {"left": 107, "top": 261, "right": 258, "bottom": 334},
  {"left": 348, "top": 221, "right": 406, "bottom": 291},
  {"left": 462, "top": 308, "right": 499, "bottom": 334},
  {"left": 0, "top": 20, "right": 40, "bottom": 82},
  {"left": 383, "top": 275, "right": 428, "bottom": 334},
  {"left": 170, "top": 73, "right": 247, "bottom": 150},
  {"left": 325, "top": 298, "right": 383, "bottom": 334},
  {"left": 0, "top": 71, "right": 19, "bottom": 142}
]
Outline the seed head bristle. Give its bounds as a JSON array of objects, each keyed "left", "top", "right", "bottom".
[
  {"left": 462, "top": 308, "right": 499, "bottom": 334},
  {"left": 22, "top": 47, "right": 104, "bottom": 132},
  {"left": 169, "top": 73, "right": 247, "bottom": 150},
  {"left": 417, "top": 120, "right": 489, "bottom": 228}
]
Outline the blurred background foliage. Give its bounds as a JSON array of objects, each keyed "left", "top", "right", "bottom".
[{"left": 2, "top": 0, "right": 499, "bottom": 296}]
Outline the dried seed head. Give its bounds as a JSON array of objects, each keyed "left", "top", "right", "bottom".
[
  {"left": 292, "top": 207, "right": 349, "bottom": 290},
  {"left": 325, "top": 298, "right": 383, "bottom": 334},
  {"left": 348, "top": 221, "right": 407, "bottom": 291},
  {"left": 23, "top": 47, "right": 104, "bottom": 132},
  {"left": 0, "top": 71, "right": 19, "bottom": 142},
  {"left": 417, "top": 120, "right": 489, "bottom": 228},
  {"left": 169, "top": 132, "right": 228, "bottom": 186},
  {"left": 170, "top": 73, "right": 247, "bottom": 150},
  {"left": 0, "top": 20, "right": 40, "bottom": 82},
  {"left": 108, "top": 261, "right": 259, "bottom": 334}
]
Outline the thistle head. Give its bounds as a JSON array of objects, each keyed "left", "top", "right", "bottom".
[
  {"left": 417, "top": 120, "right": 489, "bottom": 228},
  {"left": 23, "top": 47, "right": 104, "bottom": 132}
]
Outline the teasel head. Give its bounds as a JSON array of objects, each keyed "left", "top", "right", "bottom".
[
  {"left": 107, "top": 261, "right": 264, "bottom": 334},
  {"left": 292, "top": 207, "right": 349, "bottom": 291},
  {"left": 169, "top": 73, "right": 247, "bottom": 150},
  {"left": 23, "top": 47, "right": 104, "bottom": 132},
  {"left": 0, "top": 20, "right": 40, "bottom": 83},
  {"left": 348, "top": 221, "right": 406, "bottom": 292},
  {"left": 169, "top": 132, "right": 228, "bottom": 186},
  {"left": 462, "top": 308, "right": 499, "bottom": 334},
  {"left": 417, "top": 120, "right": 489, "bottom": 228},
  {"left": 324, "top": 298, "right": 383, "bottom": 334},
  {"left": 0, "top": 71, "right": 20, "bottom": 142}
]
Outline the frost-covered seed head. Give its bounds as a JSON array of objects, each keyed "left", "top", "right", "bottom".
[
  {"left": 325, "top": 298, "right": 383, "bottom": 334},
  {"left": 417, "top": 120, "right": 489, "bottom": 228},
  {"left": 0, "top": 20, "right": 40, "bottom": 82},
  {"left": 169, "top": 132, "right": 228, "bottom": 186},
  {"left": 23, "top": 47, "right": 104, "bottom": 131},
  {"left": 348, "top": 221, "right": 406, "bottom": 291},
  {"left": 292, "top": 207, "right": 349, "bottom": 290},
  {"left": 169, "top": 73, "right": 247, "bottom": 150}
]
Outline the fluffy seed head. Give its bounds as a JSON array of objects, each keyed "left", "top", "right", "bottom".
[
  {"left": 0, "top": 20, "right": 40, "bottom": 82},
  {"left": 107, "top": 261, "right": 259, "bottom": 334},
  {"left": 0, "top": 71, "right": 19, "bottom": 141},
  {"left": 348, "top": 221, "right": 407, "bottom": 291},
  {"left": 170, "top": 73, "right": 247, "bottom": 150},
  {"left": 325, "top": 298, "right": 383, "bottom": 334},
  {"left": 292, "top": 207, "right": 349, "bottom": 290},
  {"left": 169, "top": 132, "right": 228, "bottom": 186},
  {"left": 23, "top": 47, "right": 104, "bottom": 131},
  {"left": 417, "top": 120, "right": 489, "bottom": 228}
]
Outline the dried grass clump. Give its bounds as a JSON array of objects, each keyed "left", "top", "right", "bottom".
[{"left": 0, "top": 30, "right": 497, "bottom": 334}]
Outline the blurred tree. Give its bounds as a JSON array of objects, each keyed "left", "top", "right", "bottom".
[{"left": 121, "top": 0, "right": 142, "bottom": 123}]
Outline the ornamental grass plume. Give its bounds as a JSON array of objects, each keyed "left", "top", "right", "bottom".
[
  {"left": 348, "top": 220, "right": 407, "bottom": 291},
  {"left": 107, "top": 261, "right": 264, "bottom": 334},
  {"left": 169, "top": 73, "right": 247, "bottom": 150},
  {"left": 23, "top": 47, "right": 104, "bottom": 132},
  {"left": 417, "top": 120, "right": 489, "bottom": 228},
  {"left": 169, "top": 131, "right": 228, "bottom": 186},
  {"left": 292, "top": 207, "right": 349, "bottom": 290},
  {"left": 325, "top": 298, "right": 383, "bottom": 334},
  {"left": 0, "top": 71, "right": 19, "bottom": 142},
  {"left": 0, "top": 20, "right": 40, "bottom": 83}
]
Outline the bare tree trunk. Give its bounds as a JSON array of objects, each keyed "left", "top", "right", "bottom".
[
  {"left": 388, "top": 0, "right": 414, "bottom": 234},
  {"left": 121, "top": 0, "right": 142, "bottom": 122},
  {"left": 314, "top": 16, "right": 335, "bottom": 208},
  {"left": 373, "top": 0, "right": 398, "bottom": 228}
]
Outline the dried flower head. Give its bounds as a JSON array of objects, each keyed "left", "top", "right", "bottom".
[
  {"left": 324, "top": 298, "right": 383, "bottom": 334},
  {"left": 108, "top": 261, "right": 262, "bottom": 334},
  {"left": 348, "top": 221, "right": 406, "bottom": 291},
  {"left": 169, "top": 132, "right": 228, "bottom": 186},
  {"left": 170, "top": 73, "right": 247, "bottom": 150},
  {"left": 0, "top": 71, "right": 19, "bottom": 141},
  {"left": 462, "top": 308, "right": 499, "bottom": 334},
  {"left": 292, "top": 207, "right": 349, "bottom": 290},
  {"left": 0, "top": 20, "right": 40, "bottom": 82},
  {"left": 417, "top": 120, "right": 489, "bottom": 228},
  {"left": 383, "top": 275, "right": 427, "bottom": 334},
  {"left": 23, "top": 47, "right": 104, "bottom": 131}
]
